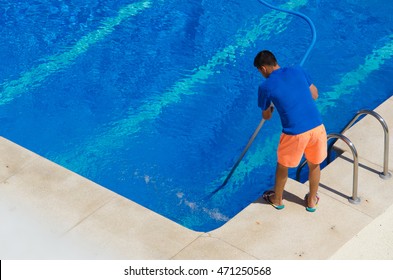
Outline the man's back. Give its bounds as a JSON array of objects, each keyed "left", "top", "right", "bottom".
[{"left": 258, "top": 66, "right": 322, "bottom": 135}]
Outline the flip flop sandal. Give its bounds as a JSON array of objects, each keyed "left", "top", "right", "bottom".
[
  {"left": 305, "top": 193, "right": 319, "bottom": 212},
  {"left": 263, "top": 190, "right": 285, "bottom": 210}
]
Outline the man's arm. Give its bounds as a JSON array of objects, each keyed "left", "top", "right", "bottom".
[{"left": 310, "top": 84, "right": 318, "bottom": 100}]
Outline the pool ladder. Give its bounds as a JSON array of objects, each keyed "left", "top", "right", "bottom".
[{"left": 296, "top": 109, "right": 391, "bottom": 204}]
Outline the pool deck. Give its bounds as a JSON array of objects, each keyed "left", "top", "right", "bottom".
[{"left": 1, "top": 95, "right": 393, "bottom": 260}]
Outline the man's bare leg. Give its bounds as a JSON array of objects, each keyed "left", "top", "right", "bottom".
[
  {"left": 307, "top": 161, "right": 320, "bottom": 208},
  {"left": 270, "top": 162, "right": 288, "bottom": 206}
]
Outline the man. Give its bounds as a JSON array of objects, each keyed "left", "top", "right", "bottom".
[{"left": 254, "top": 50, "right": 327, "bottom": 212}]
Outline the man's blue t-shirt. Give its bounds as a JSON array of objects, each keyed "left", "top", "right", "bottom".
[{"left": 258, "top": 66, "right": 322, "bottom": 135}]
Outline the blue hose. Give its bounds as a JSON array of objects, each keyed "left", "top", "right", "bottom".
[
  {"left": 209, "top": 1, "right": 317, "bottom": 196},
  {"left": 258, "top": 0, "right": 317, "bottom": 66}
]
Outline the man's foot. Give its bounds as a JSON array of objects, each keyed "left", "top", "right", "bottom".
[
  {"left": 263, "top": 190, "right": 285, "bottom": 210},
  {"left": 305, "top": 193, "right": 319, "bottom": 212}
]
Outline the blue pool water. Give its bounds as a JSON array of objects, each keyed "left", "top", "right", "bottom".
[{"left": 1, "top": 0, "right": 392, "bottom": 231}]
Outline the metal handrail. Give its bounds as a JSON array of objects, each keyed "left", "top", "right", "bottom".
[
  {"left": 339, "top": 109, "right": 391, "bottom": 179},
  {"left": 327, "top": 133, "right": 360, "bottom": 204},
  {"left": 296, "top": 133, "right": 361, "bottom": 204}
]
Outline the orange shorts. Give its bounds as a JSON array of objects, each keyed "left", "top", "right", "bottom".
[{"left": 277, "top": 124, "right": 327, "bottom": 168}]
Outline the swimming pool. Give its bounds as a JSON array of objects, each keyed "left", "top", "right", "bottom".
[{"left": 0, "top": 0, "right": 392, "bottom": 231}]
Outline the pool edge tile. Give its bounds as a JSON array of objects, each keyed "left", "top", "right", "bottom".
[
  {"left": 0, "top": 137, "right": 41, "bottom": 182},
  {"left": 60, "top": 195, "right": 202, "bottom": 259}
]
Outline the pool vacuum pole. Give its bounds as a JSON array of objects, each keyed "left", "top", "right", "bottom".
[{"left": 210, "top": 119, "right": 266, "bottom": 195}]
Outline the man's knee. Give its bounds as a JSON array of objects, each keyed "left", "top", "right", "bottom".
[
  {"left": 277, "top": 162, "right": 289, "bottom": 170},
  {"left": 307, "top": 161, "right": 319, "bottom": 170}
]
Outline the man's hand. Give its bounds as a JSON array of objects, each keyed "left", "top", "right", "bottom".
[
  {"left": 310, "top": 84, "right": 318, "bottom": 100},
  {"left": 262, "top": 105, "right": 274, "bottom": 120}
]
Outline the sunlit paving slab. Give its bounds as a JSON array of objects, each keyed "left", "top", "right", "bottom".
[
  {"left": 172, "top": 233, "right": 258, "bottom": 260},
  {"left": 0, "top": 199, "right": 108, "bottom": 259},
  {"left": 0, "top": 145, "right": 118, "bottom": 236},
  {"left": 0, "top": 138, "right": 40, "bottom": 182},
  {"left": 330, "top": 203, "right": 393, "bottom": 260},
  {"left": 206, "top": 179, "right": 372, "bottom": 260},
  {"left": 319, "top": 151, "right": 393, "bottom": 219},
  {"left": 61, "top": 196, "right": 202, "bottom": 259}
]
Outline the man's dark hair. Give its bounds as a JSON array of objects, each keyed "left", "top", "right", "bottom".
[{"left": 253, "top": 50, "right": 278, "bottom": 69}]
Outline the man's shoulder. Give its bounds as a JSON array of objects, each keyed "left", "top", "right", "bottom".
[
  {"left": 272, "top": 66, "right": 303, "bottom": 76},
  {"left": 258, "top": 83, "right": 270, "bottom": 99},
  {"left": 286, "top": 65, "right": 310, "bottom": 81},
  {"left": 287, "top": 65, "right": 303, "bottom": 72}
]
